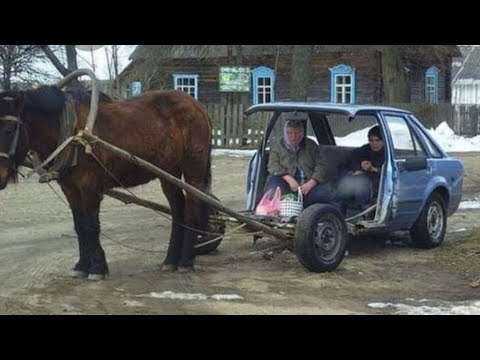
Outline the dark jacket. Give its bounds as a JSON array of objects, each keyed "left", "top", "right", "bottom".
[{"left": 339, "top": 144, "right": 385, "bottom": 189}]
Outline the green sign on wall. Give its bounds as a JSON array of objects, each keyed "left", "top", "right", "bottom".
[{"left": 219, "top": 67, "right": 251, "bottom": 92}]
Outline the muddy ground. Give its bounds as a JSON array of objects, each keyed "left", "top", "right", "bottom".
[{"left": 0, "top": 152, "right": 479, "bottom": 315}]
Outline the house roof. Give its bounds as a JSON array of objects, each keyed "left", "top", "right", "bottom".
[
  {"left": 130, "top": 45, "right": 460, "bottom": 61},
  {"left": 452, "top": 46, "right": 480, "bottom": 82}
]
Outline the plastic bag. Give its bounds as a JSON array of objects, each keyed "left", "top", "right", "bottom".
[{"left": 255, "top": 187, "right": 281, "bottom": 216}]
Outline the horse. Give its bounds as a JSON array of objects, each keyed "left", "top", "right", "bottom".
[{"left": 0, "top": 86, "right": 213, "bottom": 280}]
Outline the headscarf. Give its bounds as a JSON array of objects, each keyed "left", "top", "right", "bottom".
[{"left": 283, "top": 120, "right": 305, "bottom": 153}]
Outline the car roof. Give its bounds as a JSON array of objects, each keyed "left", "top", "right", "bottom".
[{"left": 245, "top": 102, "right": 413, "bottom": 117}]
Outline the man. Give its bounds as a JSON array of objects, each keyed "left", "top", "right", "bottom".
[{"left": 334, "top": 125, "right": 385, "bottom": 217}]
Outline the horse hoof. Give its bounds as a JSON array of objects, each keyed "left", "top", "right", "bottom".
[
  {"left": 88, "top": 274, "right": 106, "bottom": 281},
  {"left": 161, "top": 264, "right": 177, "bottom": 272},
  {"left": 72, "top": 270, "right": 88, "bottom": 279},
  {"left": 177, "top": 266, "right": 194, "bottom": 274}
]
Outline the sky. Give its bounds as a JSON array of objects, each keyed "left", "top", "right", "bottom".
[
  {"left": 74, "top": 45, "right": 137, "bottom": 80},
  {"left": 40, "top": 45, "right": 138, "bottom": 81}
]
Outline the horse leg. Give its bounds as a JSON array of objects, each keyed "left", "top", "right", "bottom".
[
  {"left": 179, "top": 172, "right": 211, "bottom": 272},
  {"left": 177, "top": 195, "right": 201, "bottom": 272},
  {"left": 81, "top": 190, "right": 109, "bottom": 280},
  {"left": 160, "top": 179, "right": 185, "bottom": 271},
  {"left": 60, "top": 184, "right": 90, "bottom": 278}
]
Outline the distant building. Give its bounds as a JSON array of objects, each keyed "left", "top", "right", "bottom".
[
  {"left": 452, "top": 46, "right": 480, "bottom": 104},
  {"left": 120, "top": 45, "right": 460, "bottom": 105}
]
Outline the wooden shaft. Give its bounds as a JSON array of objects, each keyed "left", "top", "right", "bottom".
[
  {"left": 81, "top": 131, "right": 290, "bottom": 241},
  {"left": 105, "top": 189, "right": 172, "bottom": 215}
]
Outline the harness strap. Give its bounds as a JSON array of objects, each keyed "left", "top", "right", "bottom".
[
  {"left": 29, "top": 96, "right": 80, "bottom": 182},
  {"left": 0, "top": 115, "right": 22, "bottom": 162}
]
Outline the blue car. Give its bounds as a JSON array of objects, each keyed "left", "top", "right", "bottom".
[{"left": 245, "top": 103, "right": 464, "bottom": 272}]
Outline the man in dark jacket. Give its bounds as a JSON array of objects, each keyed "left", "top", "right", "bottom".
[{"left": 334, "top": 125, "right": 385, "bottom": 217}]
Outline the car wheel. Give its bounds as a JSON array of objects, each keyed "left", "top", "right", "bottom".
[
  {"left": 195, "top": 194, "right": 225, "bottom": 255},
  {"left": 410, "top": 192, "right": 447, "bottom": 249},
  {"left": 294, "top": 204, "right": 348, "bottom": 273}
]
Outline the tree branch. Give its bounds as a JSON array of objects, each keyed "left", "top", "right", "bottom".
[{"left": 40, "top": 45, "right": 69, "bottom": 76}]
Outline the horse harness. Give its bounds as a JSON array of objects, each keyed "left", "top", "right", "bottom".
[
  {"left": 37, "top": 94, "right": 79, "bottom": 183},
  {"left": 0, "top": 94, "right": 79, "bottom": 181},
  {"left": 0, "top": 114, "right": 24, "bottom": 163}
]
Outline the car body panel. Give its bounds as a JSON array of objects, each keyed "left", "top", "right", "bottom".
[{"left": 245, "top": 102, "right": 464, "bottom": 233}]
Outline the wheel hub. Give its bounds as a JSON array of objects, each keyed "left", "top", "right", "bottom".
[{"left": 427, "top": 201, "right": 443, "bottom": 240}]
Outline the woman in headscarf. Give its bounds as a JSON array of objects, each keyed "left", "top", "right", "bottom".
[{"left": 266, "top": 119, "right": 332, "bottom": 208}]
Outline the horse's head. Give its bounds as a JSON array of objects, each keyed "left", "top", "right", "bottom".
[{"left": 0, "top": 91, "right": 29, "bottom": 190}]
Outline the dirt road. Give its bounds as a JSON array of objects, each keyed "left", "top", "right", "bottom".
[{"left": 0, "top": 153, "right": 479, "bottom": 314}]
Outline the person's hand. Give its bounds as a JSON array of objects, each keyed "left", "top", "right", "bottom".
[
  {"left": 283, "top": 175, "right": 300, "bottom": 192},
  {"left": 361, "top": 161, "right": 373, "bottom": 172},
  {"left": 361, "top": 161, "right": 379, "bottom": 173},
  {"left": 352, "top": 170, "right": 364, "bottom": 176},
  {"left": 301, "top": 179, "right": 317, "bottom": 195}
]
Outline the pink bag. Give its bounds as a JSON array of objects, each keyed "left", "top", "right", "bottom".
[{"left": 255, "top": 187, "right": 281, "bottom": 216}]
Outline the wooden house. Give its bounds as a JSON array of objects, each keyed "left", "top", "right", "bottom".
[
  {"left": 452, "top": 45, "right": 480, "bottom": 104},
  {"left": 121, "top": 45, "right": 460, "bottom": 106}
]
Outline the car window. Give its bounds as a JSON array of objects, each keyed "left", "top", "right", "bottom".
[
  {"left": 410, "top": 120, "right": 443, "bottom": 158},
  {"left": 327, "top": 114, "right": 379, "bottom": 147},
  {"left": 384, "top": 115, "right": 427, "bottom": 160}
]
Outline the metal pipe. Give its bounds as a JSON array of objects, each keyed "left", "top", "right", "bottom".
[{"left": 56, "top": 68, "right": 99, "bottom": 134}]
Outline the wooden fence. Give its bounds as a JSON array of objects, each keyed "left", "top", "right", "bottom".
[
  {"left": 206, "top": 102, "right": 480, "bottom": 149},
  {"left": 206, "top": 103, "right": 269, "bottom": 149}
]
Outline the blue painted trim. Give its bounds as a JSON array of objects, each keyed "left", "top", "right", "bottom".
[
  {"left": 173, "top": 74, "right": 199, "bottom": 99},
  {"left": 252, "top": 66, "right": 275, "bottom": 104},
  {"left": 426, "top": 66, "right": 439, "bottom": 104},
  {"left": 329, "top": 64, "right": 356, "bottom": 104}
]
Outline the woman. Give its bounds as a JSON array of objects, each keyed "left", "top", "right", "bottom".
[
  {"left": 266, "top": 119, "right": 332, "bottom": 208},
  {"left": 334, "top": 125, "right": 385, "bottom": 217}
]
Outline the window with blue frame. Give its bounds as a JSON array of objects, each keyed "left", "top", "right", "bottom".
[
  {"left": 252, "top": 67, "right": 275, "bottom": 104},
  {"left": 425, "top": 66, "right": 439, "bottom": 104},
  {"left": 131, "top": 81, "right": 142, "bottom": 96},
  {"left": 329, "top": 65, "right": 356, "bottom": 104},
  {"left": 173, "top": 74, "right": 199, "bottom": 99}
]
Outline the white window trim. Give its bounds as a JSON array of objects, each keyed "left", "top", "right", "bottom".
[
  {"left": 173, "top": 74, "right": 199, "bottom": 100},
  {"left": 329, "top": 64, "right": 356, "bottom": 104},
  {"left": 252, "top": 67, "right": 275, "bottom": 105}
]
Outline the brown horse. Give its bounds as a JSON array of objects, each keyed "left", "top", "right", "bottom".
[{"left": 0, "top": 86, "right": 212, "bottom": 279}]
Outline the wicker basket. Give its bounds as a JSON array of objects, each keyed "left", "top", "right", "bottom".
[{"left": 280, "top": 189, "right": 304, "bottom": 218}]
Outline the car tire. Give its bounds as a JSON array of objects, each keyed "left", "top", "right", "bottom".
[
  {"left": 294, "top": 204, "right": 348, "bottom": 273},
  {"left": 410, "top": 192, "right": 447, "bottom": 249},
  {"left": 195, "top": 194, "right": 225, "bottom": 255}
]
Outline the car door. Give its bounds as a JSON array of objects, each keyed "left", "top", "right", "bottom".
[{"left": 383, "top": 113, "right": 430, "bottom": 229}]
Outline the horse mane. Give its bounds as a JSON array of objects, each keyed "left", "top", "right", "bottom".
[
  {"left": 23, "top": 86, "right": 112, "bottom": 116},
  {"left": 65, "top": 89, "right": 113, "bottom": 104}
]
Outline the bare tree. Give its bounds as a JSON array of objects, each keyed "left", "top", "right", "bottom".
[
  {"left": 381, "top": 46, "right": 410, "bottom": 103},
  {"left": 290, "top": 45, "right": 314, "bottom": 101},
  {"left": 104, "top": 45, "right": 137, "bottom": 98},
  {"left": 120, "top": 45, "right": 171, "bottom": 95},
  {"left": 380, "top": 45, "right": 458, "bottom": 103},
  {"left": 0, "top": 45, "right": 56, "bottom": 91},
  {"left": 40, "top": 45, "right": 83, "bottom": 89}
]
